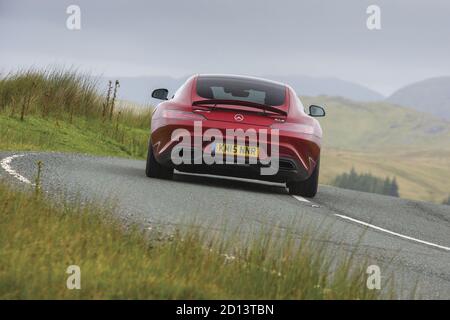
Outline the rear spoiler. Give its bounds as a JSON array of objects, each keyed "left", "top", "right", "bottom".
[{"left": 192, "top": 99, "right": 287, "bottom": 116}]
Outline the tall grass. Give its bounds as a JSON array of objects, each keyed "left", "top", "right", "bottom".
[
  {"left": 0, "top": 181, "right": 393, "bottom": 299},
  {"left": 0, "top": 68, "right": 151, "bottom": 158},
  {"left": 0, "top": 68, "right": 101, "bottom": 120}
]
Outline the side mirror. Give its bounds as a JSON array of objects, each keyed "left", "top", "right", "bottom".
[
  {"left": 152, "top": 88, "right": 169, "bottom": 100},
  {"left": 309, "top": 105, "right": 325, "bottom": 117}
]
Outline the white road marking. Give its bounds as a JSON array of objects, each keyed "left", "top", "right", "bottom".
[
  {"left": 0, "top": 154, "right": 34, "bottom": 185},
  {"left": 334, "top": 213, "right": 450, "bottom": 252},
  {"left": 291, "top": 194, "right": 450, "bottom": 252},
  {"left": 292, "top": 195, "right": 310, "bottom": 203}
]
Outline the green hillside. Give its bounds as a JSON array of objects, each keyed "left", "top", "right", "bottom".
[
  {"left": 300, "top": 96, "right": 450, "bottom": 203},
  {"left": 301, "top": 96, "right": 450, "bottom": 151}
]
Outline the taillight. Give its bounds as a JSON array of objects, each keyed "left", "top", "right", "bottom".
[{"left": 162, "top": 109, "right": 205, "bottom": 120}]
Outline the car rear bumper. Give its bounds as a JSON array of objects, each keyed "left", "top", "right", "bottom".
[
  {"left": 156, "top": 146, "right": 309, "bottom": 183},
  {"left": 150, "top": 118, "right": 321, "bottom": 183}
]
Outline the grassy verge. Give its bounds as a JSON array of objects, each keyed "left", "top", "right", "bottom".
[
  {"left": 0, "top": 68, "right": 151, "bottom": 158},
  {"left": 0, "top": 114, "right": 149, "bottom": 158},
  {"left": 0, "top": 182, "right": 390, "bottom": 299}
]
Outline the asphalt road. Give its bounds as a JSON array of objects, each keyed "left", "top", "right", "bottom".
[{"left": 1, "top": 151, "right": 449, "bottom": 299}]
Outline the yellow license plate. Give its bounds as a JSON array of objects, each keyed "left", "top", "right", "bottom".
[{"left": 215, "top": 143, "right": 259, "bottom": 158}]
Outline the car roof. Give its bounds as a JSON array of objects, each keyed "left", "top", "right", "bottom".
[{"left": 197, "top": 74, "right": 287, "bottom": 88}]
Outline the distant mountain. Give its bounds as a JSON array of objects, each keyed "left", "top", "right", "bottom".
[
  {"left": 98, "top": 75, "right": 385, "bottom": 105},
  {"left": 387, "top": 77, "right": 450, "bottom": 120},
  {"left": 264, "top": 75, "right": 384, "bottom": 102}
]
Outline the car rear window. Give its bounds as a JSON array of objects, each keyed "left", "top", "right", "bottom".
[{"left": 196, "top": 75, "right": 286, "bottom": 106}]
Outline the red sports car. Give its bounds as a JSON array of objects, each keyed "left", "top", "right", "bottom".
[{"left": 147, "top": 74, "right": 325, "bottom": 197}]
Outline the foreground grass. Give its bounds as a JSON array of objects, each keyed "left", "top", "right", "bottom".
[{"left": 0, "top": 182, "right": 388, "bottom": 299}]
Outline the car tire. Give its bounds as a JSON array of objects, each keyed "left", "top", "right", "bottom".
[
  {"left": 287, "top": 159, "right": 319, "bottom": 198},
  {"left": 146, "top": 140, "right": 173, "bottom": 179}
]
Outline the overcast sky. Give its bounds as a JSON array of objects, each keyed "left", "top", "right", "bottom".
[{"left": 1, "top": 0, "right": 449, "bottom": 95}]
